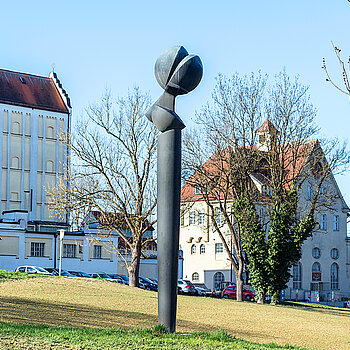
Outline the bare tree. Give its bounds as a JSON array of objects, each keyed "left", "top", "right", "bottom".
[
  {"left": 50, "top": 87, "right": 158, "bottom": 287},
  {"left": 182, "top": 72, "right": 267, "bottom": 301},
  {"left": 322, "top": 42, "right": 350, "bottom": 96}
]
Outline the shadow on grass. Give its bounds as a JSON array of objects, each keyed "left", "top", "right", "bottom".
[{"left": 0, "top": 296, "right": 267, "bottom": 341}]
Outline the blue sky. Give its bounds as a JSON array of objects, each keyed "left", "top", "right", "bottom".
[{"left": 1, "top": 0, "right": 350, "bottom": 202}]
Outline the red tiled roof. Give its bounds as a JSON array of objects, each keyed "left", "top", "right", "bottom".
[
  {"left": 256, "top": 119, "right": 278, "bottom": 133},
  {"left": 0, "top": 69, "right": 69, "bottom": 114},
  {"left": 181, "top": 139, "right": 319, "bottom": 202}
]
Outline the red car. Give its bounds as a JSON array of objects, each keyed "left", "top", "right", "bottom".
[{"left": 222, "top": 285, "right": 256, "bottom": 301}]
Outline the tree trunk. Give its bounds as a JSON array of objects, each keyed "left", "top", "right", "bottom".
[
  {"left": 257, "top": 295, "right": 265, "bottom": 304},
  {"left": 128, "top": 242, "right": 141, "bottom": 287},
  {"left": 236, "top": 260, "right": 244, "bottom": 302},
  {"left": 271, "top": 291, "right": 280, "bottom": 305}
]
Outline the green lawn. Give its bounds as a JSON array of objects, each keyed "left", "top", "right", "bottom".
[
  {"left": 0, "top": 272, "right": 349, "bottom": 349},
  {"left": 0, "top": 323, "right": 304, "bottom": 350}
]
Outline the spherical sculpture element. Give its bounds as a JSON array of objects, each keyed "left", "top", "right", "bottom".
[
  {"left": 155, "top": 46, "right": 203, "bottom": 96},
  {"left": 146, "top": 46, "right": 203, "bottom": 132}
]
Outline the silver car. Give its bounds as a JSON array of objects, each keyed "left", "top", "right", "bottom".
[
  {"left": 178, "top": 279, "right": 197, "bottom": 295},
  {"left": 15, "top": 266, "right": 50, "bottom": 275}
]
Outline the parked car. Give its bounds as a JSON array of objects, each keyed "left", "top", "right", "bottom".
[
  {"left": 89, "top": 273, "right": 114, "bottom": 280},
  {"left": 178, "top": 279, "right": 197, "bottom": 295},
  {"left": 139, "top": 277, "right": 157, "bottom": 291},
  {"left": 45, "top": 268, "right": 75, "bottom": 277},
  {"left": 194, "top": 285, "right": 211, "bottom": 296},
  {"left": 15, "top": 266, "right": 50, "bottom": 275},
  {"left": 118, "top": 275, "right": 129, "bottom": 284},
  {"left": 222, "top": 285, "right": 256, "bottom": 301},
  {"left": 209, "top": 282, "right": 236, "bottom": 298},
  {"left": 68, "top": 271, "right": 92, "bottom": 278},
  {"left": 108, "top": 274, "right": 129, "bottom": 285}
]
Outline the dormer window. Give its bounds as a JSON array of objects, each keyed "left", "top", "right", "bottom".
[
  {"left": 259, "top": 134, "right": 266, "bottom": 144},
  {"left": 194, "top": 186, "right": 201, "bottom": 195},
  {"left": 313, "top": 162, "right": 323, "bottom": 179}
]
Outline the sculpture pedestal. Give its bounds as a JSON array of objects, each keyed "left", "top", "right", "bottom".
[{"left": 157, "top": 129, "right": 182, "bottom": 333}]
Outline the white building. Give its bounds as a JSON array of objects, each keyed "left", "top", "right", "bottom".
[
  {"left": 0, "top": 210, "right": 157, "bottom": 278},
  {"left": 180, "top": 121, "right": 350, "bottom": 303},
  {"left": 0, "top": 68, "right": 70, "bottom": 221}
]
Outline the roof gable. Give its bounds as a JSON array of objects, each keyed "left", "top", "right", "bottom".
[{"left": 0, "top": 69, "right": 69, "bottom": 114}]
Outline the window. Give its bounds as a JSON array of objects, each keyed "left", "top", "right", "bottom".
[
  {"left": 330, "top": 248, "right": 339, "bottom": 260},
  {"left": 12, "top": 121, "right": 20, "bottom": 134},
  {"left": 189, "top": 211, "right": 196, "bottom": 225},
  {"left": 293, "top": 262, "right": 302, "bottom": 289},
  {"left": 46, "top": 160, "right": 54, "bottom": 172},
  {"left": 330, "top": 263, "right": 339, "bottom": 290},
  {"left": 259, "top": 134, "right": 266, "bottom": 144},
  {"left": 191, "top": 244, "right": 196, "bottom": 254},
  {"left": 63, "top": 244, "right": 76, "bottom": 258},
  {"left": 320, "top": 214, "right": 327, "bottom": 230},
  {"left": 93, "top": 245, "right": 102, "bottom": 259},
  {"left": 194, "top": 186, "right": 201, "bottom": 195},
  {"left": 312, "top": 247, "right": 321, "bottom": 259},
  {"left": 192, "top": 272, "right": 199, "bottom": 282},
  {"left": 10, "top": 192, "right": 19, "bottom": 201},
  {"left": 198, "top": 210, "right": 205, "bottom": 225},
  {"left": 312, "top": 262, "right": 321, "bottom": 281},
  {"left": 200, "top": 244, "right": 205, "bottom": 254},
  {"left": 262, "top": 186, "right": 268, "bottom": 196},
  {"left": 333, "top": 215, "right": 339, "bottom": 231},
  {"left": 215, "top": 208, "right": 223, "bottom": 226},
  {"left": 215, "top": 243, "right": 223, "bottom": 254},
  {"left": 307, "top": 186, "right": 312, "bottom": 201},
  {"left": 31, "top": 242, "right": 45, "bottom": 257},
  {"left": 213, "top": 272, "right": 225, "bottom": 289},
  {"left": 319, "top": 187, "right": 324, "bottom": 202},
  {"left": 47, "top": 126, "right": 54, "bottom": 138},
  {"left": 180, "top": 214, "right": 184, "bottom": 226},
  {"left": 313, "top": 162, "right": 323, "bottom": 179},
  {"left": 11, "top": 156, "right": 20, "bottom": 169}
]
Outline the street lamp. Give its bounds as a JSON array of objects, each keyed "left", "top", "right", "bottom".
[{"left": 146, "top": 46, "right": 203, "bottom": 333}]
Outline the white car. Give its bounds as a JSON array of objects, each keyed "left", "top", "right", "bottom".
[{"left": 15, "top": 266, "right": 51, "bottom": 275}]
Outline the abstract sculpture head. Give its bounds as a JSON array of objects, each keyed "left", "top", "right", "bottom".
[
  {"left": 155, "top": 46, "right": 203, "bottom": 96},
  {"left": 146, "top": 46, "right": 203, "bottom": 132}
]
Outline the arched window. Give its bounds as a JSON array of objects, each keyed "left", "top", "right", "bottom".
[
  {"left": 312, "top": 162, "right": 323, "bottom": 179},
  {"left": 213, "top": 272, "right": 225, "bottom": 289},
  {"left": 312, "top": 247, "right": 321, "bottom": 259},
  {"left": 46, "top": 160, "right": 54, "bottom": 172},
  {"left": 47, "top": 126, "right": 55, "bottom": 138},
  {"left": 293, "top": 262, "right": 302, "bottom": 289},
  {"left": 11, "top": 156, "right": 20, "bottom": 169},
  {"left": 312, "top": 262, "right": 321, "bottom": 282},
  {"left": 331, "top": 263, "right": 339, "bottom": 290},
  {"left": 12, "top": 121, "right": 20, "bottom": 134},
  {"left": 312, "top": 262, "right": 321, "bottom": 272},
  {"left": 200, "top": 244, "right": 205, "bottom": 254},
  {"left": 192, "top": 272, "right": 199, "bottom": 282},
  {"left": 191, "top": 244, "right": 196, "bottom": 254},
  {"left": 330, "top": 248, "right": 339, "bottom": 260}
]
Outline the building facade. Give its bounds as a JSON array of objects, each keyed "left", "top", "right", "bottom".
[
  {"left": 0, "top": 210, "right": 157, "bottom": 278},
  {"left": 180, "top": 121, "right": 350, "bottom": 302},
  {"left": 0, "top": 69, "right": 71, "bottom": 222}
]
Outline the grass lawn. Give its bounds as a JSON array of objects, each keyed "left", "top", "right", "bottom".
[{"left": 0, "top": 274, "right": 349, "bottom": 349}]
